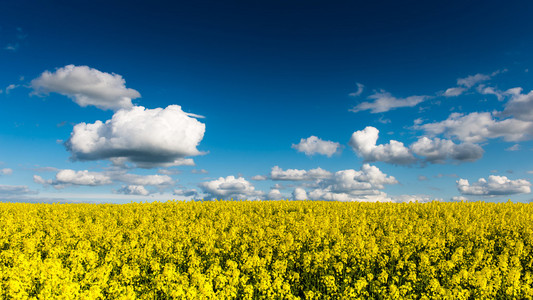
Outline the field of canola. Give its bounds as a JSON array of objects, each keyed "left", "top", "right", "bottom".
[{"left": 1, "top": 200, "right": 533, "bottom": 299}]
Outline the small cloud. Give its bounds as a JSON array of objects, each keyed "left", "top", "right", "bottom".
[
  {"left": 199, "top": 176, "right": 263, "bottom": 200},
  {"left": 348, "top": 83, "right": 364, "bottom": 97},
  {"left": 173, "top": 189, "right": 198, "bottom": 197},
  {"left": 292, "top": 136, "right": 340, "bottom": 157},
  {"left": 418, "top": 175, "right": 428, "bottom": 181},
  {"left": 457, "top": 73, "right": 491, "bottom": 88},
  {"left": 5, "top": 84, "right": 18, "bottom": 94},
  {"left": 267, "top": 189, "right": 285, "bottom": 200},
  {"left": 251, "top": 175, "right": 267, "bottom": 181},
  {"left": 191, "top": 169, "right": 208, "bottom": 174},
  {"left": 351, "top": 90, "right": 428, "bottom": 114},
  {"left": 451, "top": 196, "right": 468, "bottom": 202},
  {"left": 117, "top": 185, "right": 150, "bottom": 196},
  {"left": 444, "top": 87, "right": 467, "bottom": 97},
  {"left": 0, "top": 168, "right": 13, "bottom": 176},
  {"left": 505, "top": 144, "right": 520, "bottom": 151},
  {"left": 157, "top": 169, "right": 181, "bottom": 175},
  {"left": 4, "top": 43, "right": 19, "bottom": 52}
]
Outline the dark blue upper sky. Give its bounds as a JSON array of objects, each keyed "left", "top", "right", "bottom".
[{"left": 1, "top": 0, "right": 533, "bottom": 203}]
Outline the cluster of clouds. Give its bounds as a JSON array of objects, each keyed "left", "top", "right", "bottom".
[
  {"left": 348, "top": 126, "right": 483, "bottom": 165},
  {"left": 33, "top": 168, "right": 173, "bottom": 196},
  {"left": 457, "top": 176, "right": 531, "bottom": 196},
  {"left": 228, "top": 164, "right": 402, "bottom": 202},
  {"left": 30, "top": 65, "right": 206, "bottom": 169},
  {"left": 5, "top": 65, "right": 532, "bottom": 203}
]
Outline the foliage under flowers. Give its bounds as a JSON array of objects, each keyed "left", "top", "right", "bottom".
[{"left": 1, "top": 200, "right": 533, "bottom": 299}]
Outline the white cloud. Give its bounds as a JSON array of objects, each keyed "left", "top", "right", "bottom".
[
  {"left": 0, "top": 185, "right": 37, "bottom": 195},
  {"left": 31, "top": 65, "right": 141, "bottom": 111},
  {"left": 457, "top": 176, "right": 531, "bottom": 196},
  {"left": 295, "top": 164, "right": 398, "bottom": 202},
  {"left": 391, "top": 194, "right": 442, "bottom": 203},
  {"left": 173, "top": 189, "right": 198, "bottom": 197},
  {"left": 418, "top": 175, "right": 428, "bottom": 181},
  {"left": 111, "top": 173, "right": 173, "bottom": 186},
  {"left": 417, "top": 112, "right": 533, "bottom": 143},
  {"left": 292, "top": 187, "right": 308, "bottom": 200},
  {"left": 117, "top": 185, "right": 149, "bottom": 196},
  {"left": 191, "top": 169, "right": 209, "bottom": 174},
  {"left": 0, "top": 185, "right": 57, "bottom": 203},
  {"left": 157, "top": 169, "right": 181, "bottom": 175},
  {"left": 349, "top": 126, "right": 416, "bottom": 165},
  {"left": 350, "top": 90, "right": 428, "bottom": 113},
  {"left": 292, "top": 136, "right": 340, "bottom": 157},
  {"left": 199, "top": 176, "right": 263, "bottom": 200},
  {"left": 5, "top": 84, "right": 18, "bottom": 94},
  {"left": 267, "top": 189, "right": 285, "bottom": 200},
  {"left": 476, "top": 85, "right": 504, "bottom": 101},
  {"left": 410, "top": 137, "right": 484, "bottom": 163},
  {"left": 457, "top": 73, "right": 491, "bottom": 88},
  {"left": 502, "top": 88, "right": 533, "bottom": 122},
  {"left": 34, "top": 169, "right": 173, "bottom": 189},
  {"left": 34, "top": 169, "right": 112, "bottom": 189},
  {"left": 350, "top": 127, "right": 483, "bottom": 165},
  {"left": 0, "top": 168, "right": 13, "bottom": 176},
  {"left": 270, "top": 166, "right": 332, "bottom": 181},
  {"left": 4, "top": 44, "right": 19, "bottom": 52},
  {"left": 444, "top": 87, "right": 467, "bottom": 97},
  {"left": 66, "top": 105, "right": 205, "bottom": 168},
  {"left": 505, "top": 144, "right": 520, "bottom": 151},
  {"left": 349, "top": 83, "right": 364, "bottom": 97},
  {"left": 451, "top": 196, "right": 469, "bottom": 202},
  {"left": 251, "top": 175, "right": 267, "bottom": 181}
]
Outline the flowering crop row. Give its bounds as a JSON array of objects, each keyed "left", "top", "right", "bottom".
[{"left": 1, "top": 200, "right": 533, "bottom": 299}]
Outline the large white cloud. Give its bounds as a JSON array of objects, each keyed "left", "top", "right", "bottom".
[
  {"left": 350, "top": 90, "right": 428, "bottom": 113},
  {"left": 291, "top": 136, "right": 340, "bottom": 157},
  {"left": 417, "top": 112, "right": 533, "bottom": 143},
  {"left": 199, "top": 176, "right": 263, "bottom": 200},
  {"left": 270, "top": 166, "right": 332, "bottom": 181},
  {"left": 349, "top": 126, "right": 416, "bottom": 165},
  {"left": 66, "top": 105, "right": 205, "bottom": 168},
  {"left": 410, "top": 137, "right": 484, "bottom": 163},
  {"left": 31, "top": 65, "right": 141, "bottom": 111},
  {"left": 457, "top": 176, "right": 531, "bottom": 196}
]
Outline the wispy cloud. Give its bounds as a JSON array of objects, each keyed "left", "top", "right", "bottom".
[{"left": 351, "top": 90, "right": 428, "bottom": 113}]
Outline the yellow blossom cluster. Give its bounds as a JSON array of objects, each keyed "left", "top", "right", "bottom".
[{"left": 1, "top": 200, "right": 533, "bottom": 299}]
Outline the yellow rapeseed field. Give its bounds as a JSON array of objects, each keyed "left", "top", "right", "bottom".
[{"left": 1, "top": 200, "right": 533, "bottom": 299}]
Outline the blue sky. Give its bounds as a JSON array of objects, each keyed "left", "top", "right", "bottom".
[{"left": 1, "top": 0, "right": 533, "bottom": 203}]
